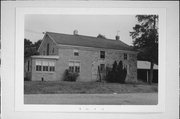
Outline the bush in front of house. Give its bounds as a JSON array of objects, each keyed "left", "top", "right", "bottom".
[
  {"left": 105, "top": 60, "right": 127, "bottom": 83},
  {"left": 24, "top": 77, "right": 30, "bottom": 81},
  {"left": 63, "top": 69, "right": 79, "bottom": 82}
]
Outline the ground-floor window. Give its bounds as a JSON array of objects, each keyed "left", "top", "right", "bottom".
[
  {"left": 124, "top": 64, "right": 129, "bottom": 74},
  {"left": 43, "top": 61, "right": 49, "bottom": 71},
  {"left": 35, "top": 60, "right": 55, "bottom": 72},
  {"left": 100, "top": 64, "right": 105, "bottom": 72},
  {"left": 36, "top": 60, "right": 42, "bottom": 71},
  {"left": 49, "top": 61, "right": 55, "bottom": 72},
  {"left": 69, "top": 61, "right": 80, "bottom": 73}
]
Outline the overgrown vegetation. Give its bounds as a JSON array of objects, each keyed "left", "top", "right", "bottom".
[
  {"left": 105, "top": 61, "right": 127, "bottom": 83},
  {"left": 24, "top": 38, "right": 42, "bottom": 58},
  {"left": 24, "top": 81, "right": 158, "bottom": 94},
  {"left": 63, "top": 69, "right": 79, "bottom": 82},
  {"left": 130, "top": 15, "right": 158, "bottom": 84},
  {"left": 24, "top": 77, "right": 31, "bottom": 81}
]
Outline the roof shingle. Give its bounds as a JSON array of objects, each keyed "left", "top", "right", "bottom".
[{"left": 46, "top": 32, "right": 135, "bottom": 51}]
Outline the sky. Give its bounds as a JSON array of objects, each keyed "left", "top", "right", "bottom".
[{"left": 25, "top": 15, "right": 137, "bottom": 45}]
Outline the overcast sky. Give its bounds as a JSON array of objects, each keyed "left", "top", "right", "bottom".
[{"left": 25, "top": 15, "right": 137, "bottom": 45}]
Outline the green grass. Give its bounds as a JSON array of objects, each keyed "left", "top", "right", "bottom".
[{"left": 24, "top": 81, "right": 158, "bottom": 94}]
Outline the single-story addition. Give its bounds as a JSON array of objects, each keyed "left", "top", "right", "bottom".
[
  {"left": 137, "top": 61, "right": 158, "bottom": 83},
  {"left": 24, "top": 31, "right": 138, "bottom": 82}
]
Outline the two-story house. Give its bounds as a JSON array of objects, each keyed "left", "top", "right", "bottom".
[{"left": 24, "top": 30, "right": 137, "bottom": 82}]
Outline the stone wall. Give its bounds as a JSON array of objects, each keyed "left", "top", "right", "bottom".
[
  {"left": 33, "top": 34, "right": 137, "bottom": 82},
  {"left": 38, "top": 34, "right": 58, "bottom": 56},
  {"left": 56, "top": 45, "right": 137, "bottom": 82},
  {"left": 31, "top": 58, "right": 57, "bottom": 81}
]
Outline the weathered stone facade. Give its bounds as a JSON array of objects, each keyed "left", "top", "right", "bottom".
[
  {"left": 25, "top": 32, "right": 137, "bottom": 82},
  {"left": 38, "top": 34, "right": 58, "bottom": 56}
]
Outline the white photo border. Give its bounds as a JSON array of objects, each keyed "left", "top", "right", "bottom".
[{"left": 15, "top": 7, "right": 166, "bottom": 113}]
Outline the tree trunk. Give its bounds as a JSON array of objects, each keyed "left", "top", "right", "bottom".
[{"left": 149, "top": 62, "right": 154, "bottom": 85}]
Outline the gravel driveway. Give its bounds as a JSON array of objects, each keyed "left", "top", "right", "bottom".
[{"left": 24, "top": 93, "right": 158, "bottom": 105}]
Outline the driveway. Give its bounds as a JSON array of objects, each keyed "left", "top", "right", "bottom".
[{"left": 24, "top": 93, "right": 158, "bottom": 105}]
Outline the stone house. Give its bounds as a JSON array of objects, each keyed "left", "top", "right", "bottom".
[{"left": 24, "top": 31, "right": 137, "bottom": 82}]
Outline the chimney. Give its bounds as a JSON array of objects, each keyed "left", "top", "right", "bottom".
[
  {"left": 115, "top": 35, "right": 120, "bottom": 41},
  {"left": 73, "top": 30, "right": 78, "bottom": 35},
  {"left": 116, "top": 30, "right": 120, "bottom": 40}
]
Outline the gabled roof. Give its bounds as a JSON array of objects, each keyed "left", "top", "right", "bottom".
[{"left": 46, "top": 32, "right": 135, "bottom": 51}]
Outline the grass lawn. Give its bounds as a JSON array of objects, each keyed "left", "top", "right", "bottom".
[{"left": 24, "top": 81, "right": 158, "bottom": 94}]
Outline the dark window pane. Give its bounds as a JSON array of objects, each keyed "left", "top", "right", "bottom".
[
  {"left": 100, "top": 64, "right": 105, "bottom": 72},
  {"left": 100, "top": 51, "right": 105, "bottom": 59},
  {"left": 124, "top": 53, "right": 127, "bottom": 60},
  {"left": 74, "top": 52, "right": 79, "bottom": 56}
]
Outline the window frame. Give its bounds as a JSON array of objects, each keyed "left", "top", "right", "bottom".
[
  {"left": 100, "top": 51, "right": 105, "bottom": 59},
  {"left": 100, "top": 64, "right": 105, "bottom": 72},
  {"left": 73, "top": 49, "right": 79, "bottom": 56},
  {"left": 124, "top": 53, "right": 128, "bottom": 60},
  {"left": 68, "top": 61, "right": 80, "bottom": 73},
  {"left": 35, "top": 60, "right": 42, "bottom": 71}
]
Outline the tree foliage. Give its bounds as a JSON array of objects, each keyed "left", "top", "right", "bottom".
[
  {"left": 130, "top": 15, "right": 158, "bottom": 64},
  {"left": 130, "top": 15, "right": 158, "bottom": 84},
  {"left": 97, "top": 34, "right": 106, "bottom": 39},
  {"left": 24, "top": 38, "right": 42, "bottom": 58},
  {"left": 105, "top": 61, "right": 127, "bottom": 83}
]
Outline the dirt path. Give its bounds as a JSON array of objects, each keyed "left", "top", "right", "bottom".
[{"left": 24, "top": 93, "right": 158, "bottom": 105}]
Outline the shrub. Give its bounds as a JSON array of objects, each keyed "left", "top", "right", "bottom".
[
  {"left": 24, "top": 77, "right": 30, "bottom": 81},
  {"left": 105, "top": 60, "right": 127, "bottom": 83},
  {"left": 63, "top": 69, "right": 79, "bottom": 82}
]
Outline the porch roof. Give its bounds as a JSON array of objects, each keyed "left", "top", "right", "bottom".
[
  {"left": 137, "top": 61, "right": 158, "bottom": 70},
  {"left": 31, "top": 55, "right": 59, "bottom": 59}
]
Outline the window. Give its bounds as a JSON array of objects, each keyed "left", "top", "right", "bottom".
[
  {"left": 28, "top": 60, "right": 30, "bottom": 72},
  {"left": 100, "top": 64, "right": 105, "bottom": 72},
  {"left": 100, "top": 51, "right": 105, "bottom": 59},
  {"left": 69, "top": 61, "right": 80, "bottom": 73},
  {"left": 42, "top": 61, "right": 48, "bottom": 71},
  {"left": 124, "top": 64, "right": 129, "bottom": 74},
  {"left": 74, "top": 62, "right": 80, "bottom": 73},
  {"left": 35, "top": 60, "right": 55, "bottom": 72},
  {"left": 124, "top": 53, "right": 128, "bottom": 60},
  {"left": 49, "top": 61, "right": 55, "bottom": 72},
  {"left": 36, "top": 60, "right": 42, "bottom": 71},
  {"left": 47, "top": 43, "right": 49, "bottom": 55},
  {"left": 73, "top": 49, "right": 79, "bottom": 56},
  {"left": 69, "top": 61, "right": 74, "bottom": 72}
]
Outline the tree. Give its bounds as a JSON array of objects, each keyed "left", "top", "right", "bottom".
[
  {"left": 24, "top": 39, "right": 42, "bottom": 59},
  {"left": 34, "top": 39, "right": 42, "bottom": 51},
  {"left": 97, "top": 34, "right": 106, "bottom": 39},
  {"left": 130, "top": 15, "right": 158, "bottom": 84},
  {"left": 105, "top": 61, "right": 127, "bottom": 83}
]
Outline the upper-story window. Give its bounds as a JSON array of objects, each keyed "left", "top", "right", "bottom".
[
  {"left": 124, "top": 53, "right": 128, "bottom": 60},
  {"left": 27, "top": 60, "right": 30, "bottom": 72},
  {"left": 47, "top": 43, "right": 49, "bottom": 55},
  {"left": 100, "top": 51, "right": 105, "bottom": 59},
  {"left": 73, "top": 49, "right": 79, "bottom": 56}
]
